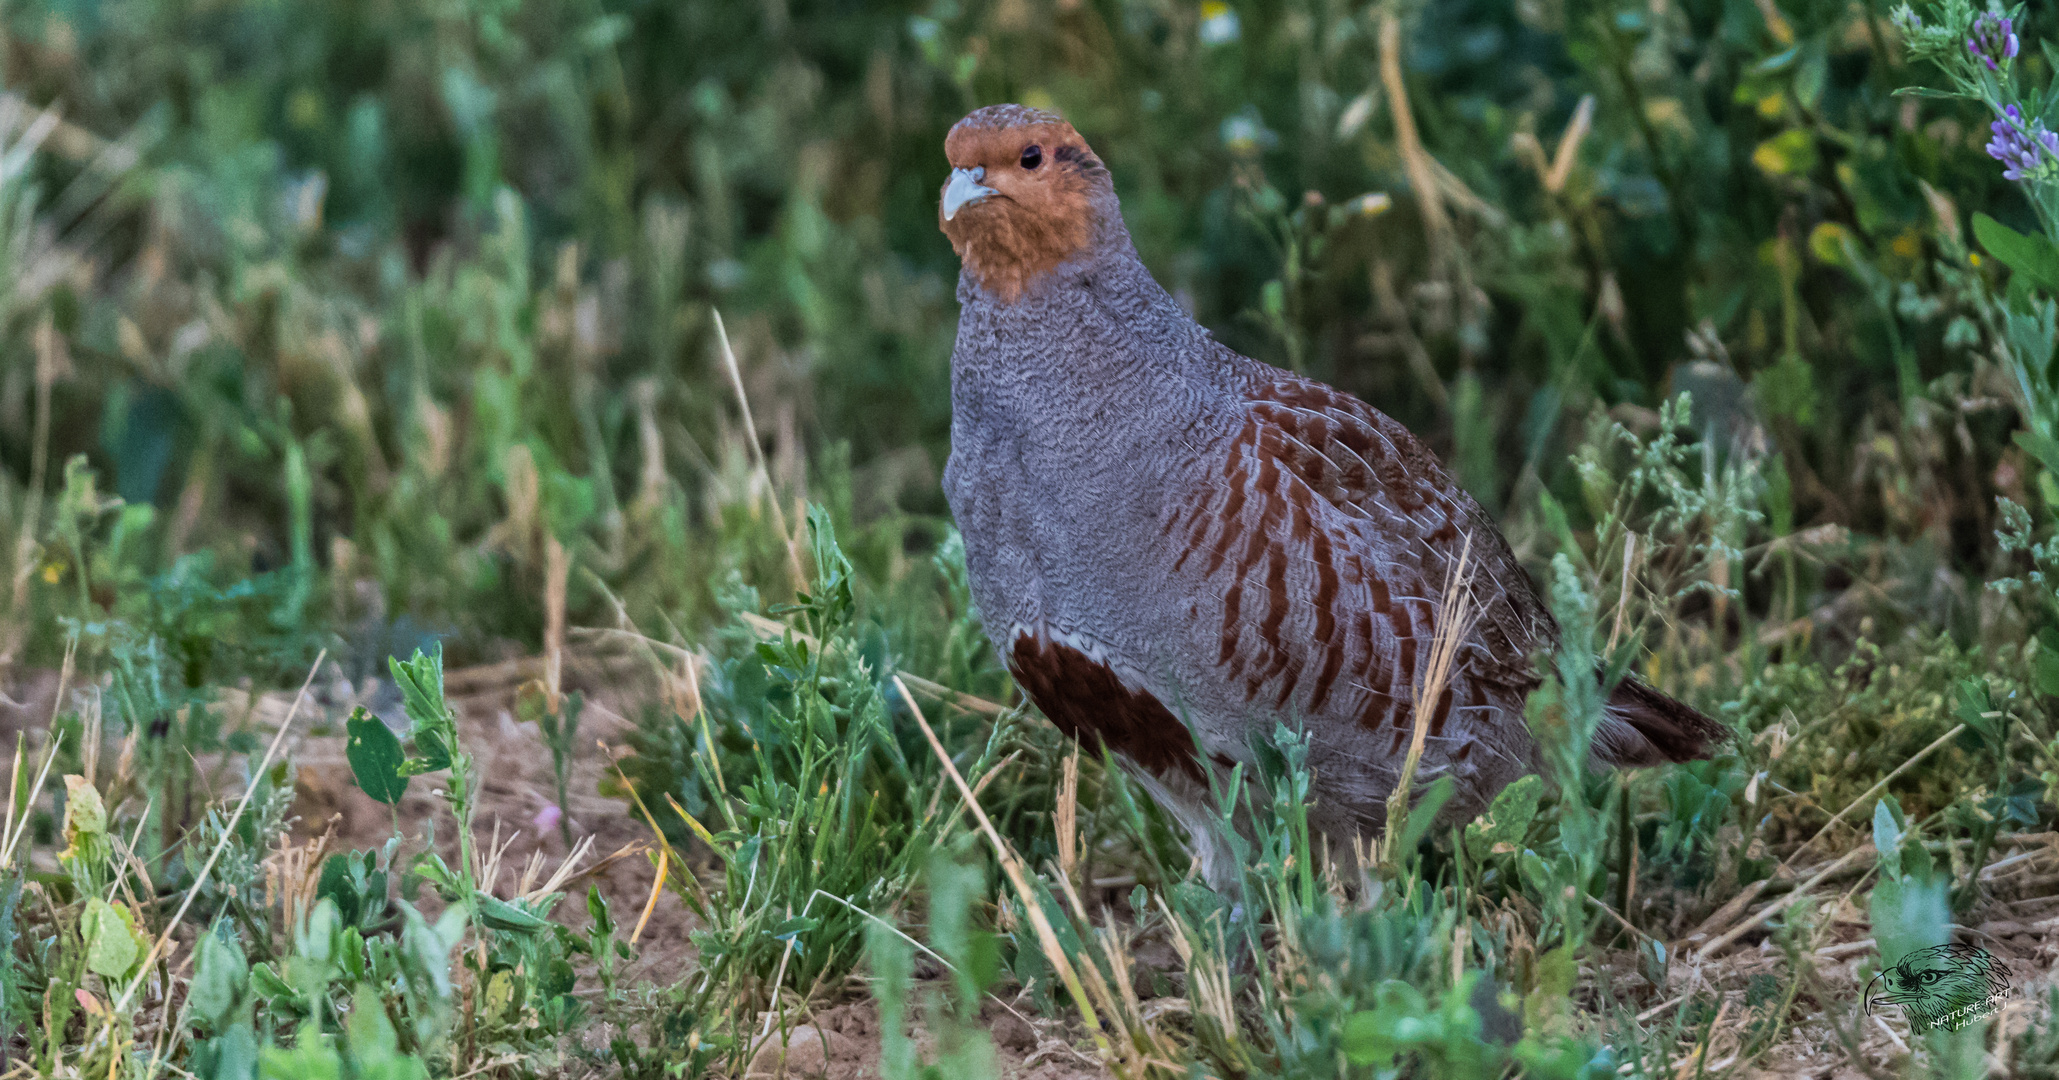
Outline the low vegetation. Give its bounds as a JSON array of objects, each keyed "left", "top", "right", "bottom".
[{"left": 0, "top": 0, "right": 2055, "bottom": 1076}]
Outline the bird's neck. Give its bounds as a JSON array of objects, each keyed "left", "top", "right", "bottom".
[{"left": 956, "top": 239, "right": 1195, "bottom": 380}]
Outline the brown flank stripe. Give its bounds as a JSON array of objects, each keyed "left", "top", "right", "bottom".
[{"left": 1010, "top": 634, "right": 1203, "bottom": 783}]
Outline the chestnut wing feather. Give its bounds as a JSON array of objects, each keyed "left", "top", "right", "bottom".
[
  {"left": 1165, "top": 368, "right": 1549, "bottom": 753},
  {"left": 1166, "top": 365, "right": 1722, "bottom": 768}
]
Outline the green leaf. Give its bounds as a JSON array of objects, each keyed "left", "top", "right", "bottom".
[
  {"left": 474, "top": 892, "right": 550, "bottom": 933},
  {"left": 317, "top": 850, "right": 388, "bottom": 927},
  {"left": 259, "top": 1024, "right": 345, "bottom": 1080},
  {"left": 403, "top": 729, "right": 451, "bottom": 776},
  {"left": 388, "top": 647, "right": 453, "bottom": 741},
  {"left": 2015, "top": 430, "right": 2059, "bottom": 478},
  {"left": 1340, "top": 1008, "right": 1397, "bottom": 1067},
  {"left": 81, "top": 897, "right": 143, "bottom": 980},
  {"left": 193, "top": 1024, "right": 259, "bottom": 1080},
  {"left": 1465, "top": 774, "right": 1543, "bottom": 861},
  {"left": 345, "top": 985, "right": 430, "bottom": 1080},
  {"left": 1397, "top": 775, "right": 1456, "bottom": 854},
  {"left": 345, "top": 708, "right": 410, "bottom": 806},
  {"left": 190, "top": 928, "right": 250, "bottom": 1028},
  {"left": 1973, "top": 212, "right": 2059, "bottom": 294},
  {"left": 2037, "top": 628, "right": 2059, "bottom": 697},
  {"left": 249, "top": 962, "right": 296, "bottom": 1004},
  {"left": 1954, "top": 679, "right": 2001, "bottom": 753},
  {"left": 585, "top": 885, "right": 614, "bottom": 940},
  {"left": 1751, "top": 128, "right": 1818, "bottom": 177}
]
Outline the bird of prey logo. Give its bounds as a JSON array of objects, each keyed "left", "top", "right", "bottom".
[{"left": 1864, "top": 943, "right": 2011, "bottom": 1032}]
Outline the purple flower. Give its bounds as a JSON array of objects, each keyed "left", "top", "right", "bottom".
[
  {"left": 1966, "top": 12, "right": 2019, "bottom": 71},
  {"left": 1987, "top": 105, "right": 2059, "bottom": 182}
]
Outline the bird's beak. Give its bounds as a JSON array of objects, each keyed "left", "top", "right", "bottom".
[
  {"left": 942, "top": 167, "right": 996, "bottom": 221},
  {"left": 1863, "top": 971, "right": 1908, "bottom": 1011}
]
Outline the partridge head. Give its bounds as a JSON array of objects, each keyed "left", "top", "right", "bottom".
[{"left": 936, "top": 104, "right": 1724, "bottom": 890}]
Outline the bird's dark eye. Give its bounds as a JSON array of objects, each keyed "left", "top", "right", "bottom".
[
  {"left": 1921, "top": 971, "right": 1942, "bottom": 983},
  {"left": 1021, "top": 145, "right": 1043, "bottom": 170}
]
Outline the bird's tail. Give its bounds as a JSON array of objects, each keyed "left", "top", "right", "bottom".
[{"left": 1591, "top": 673, "right": 1728, "bottom": 766}]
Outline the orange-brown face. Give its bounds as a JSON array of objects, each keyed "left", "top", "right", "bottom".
[{"left": 940, "top": 105, "right": 1108, "bottom": 303}]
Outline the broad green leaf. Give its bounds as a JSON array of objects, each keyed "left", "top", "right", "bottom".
[
  {"left": 189, "top": 928, "right": 250, "bottom": 1028},
  {"left": 586, "top": 885, "right": 614, "bottom": 939},
  {"left": 193, "top": 1024, "right": 259, "bottom": 1080},
  {"left": 1973, "top": 212, "right": 2059, "bottom": 294},
  {"left": 82, "top": 897, "right": 143, "bottom": 979},
  {"left": 346, "top": 985, "right": 429, "bottom": 1080},
  {"left": 1341, "top": 1008, "right": 1398, "bottom": 1066},
  {"left": 1465, "top": 774, "right": 1543, "bottom": 861},
  {"left": 345, "top": 708, "right": 409, "bottom": 805}
]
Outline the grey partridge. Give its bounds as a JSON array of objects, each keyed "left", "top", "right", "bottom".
[{"left": 936, "top": 105, "right": 1722, "bottom": 887}]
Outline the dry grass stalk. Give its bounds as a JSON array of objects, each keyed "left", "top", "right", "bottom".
[
  {"left": 895, "top": 674, "right": 1116, "bottom": 1065},
  {"left": 1048, "top": 859, "right": 1137, "bottom": 1054},
  {"left": 632, "top": 378, "right": 668, "bottom": 519},
  {"left": 1606, "top": 531, "right": 1636, "bottom": 655},
  {"left": 1695, "top": 842, "right": 1876, "bottom": 960},
  {"left": 1378, "top": 6, "right": 1452, "bottom": 278},
  {"left": 713, "top": 310, "right": 807, "bottom": 591},
  {"left": 1546, "top": 95, "right": 1595, "bottom": 194},
  {"left": 1382, "top": 531, "right": 1476, "bottom": 866},
  {"left": 1055, "top": 748, "right": 1081, "bottom": 888},
  {"left": 632, "top": 845, "right": 667, "bottom": 946},
  {"left": 544, "top": 534, "right": 569, "bottom": 715},
  {"left": 265, "top": 827, "right": 335, "bottom": 931},
  {"left": 499, "top": 443, "right": 542, "bottom": 564},
  {"left": 1155, "top": 895, "right": 1238, "bottom": 1041}
]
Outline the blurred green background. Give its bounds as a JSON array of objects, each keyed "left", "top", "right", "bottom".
[{"left": 0, "top": 0, "right": 2041, "bottom": 665}]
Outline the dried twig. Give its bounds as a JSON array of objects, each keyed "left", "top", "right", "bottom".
[{"left": 1696, "top": 843, "right": 1876, "bottom": 960}]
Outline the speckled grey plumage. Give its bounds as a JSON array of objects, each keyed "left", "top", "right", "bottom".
[{"left": 942, "top": 140, "right": 1711, "bottom": 889}]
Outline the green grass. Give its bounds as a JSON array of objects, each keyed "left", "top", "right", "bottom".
[{"left": 0, "top": 0, "right": 2056, "bottom": 1075}]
